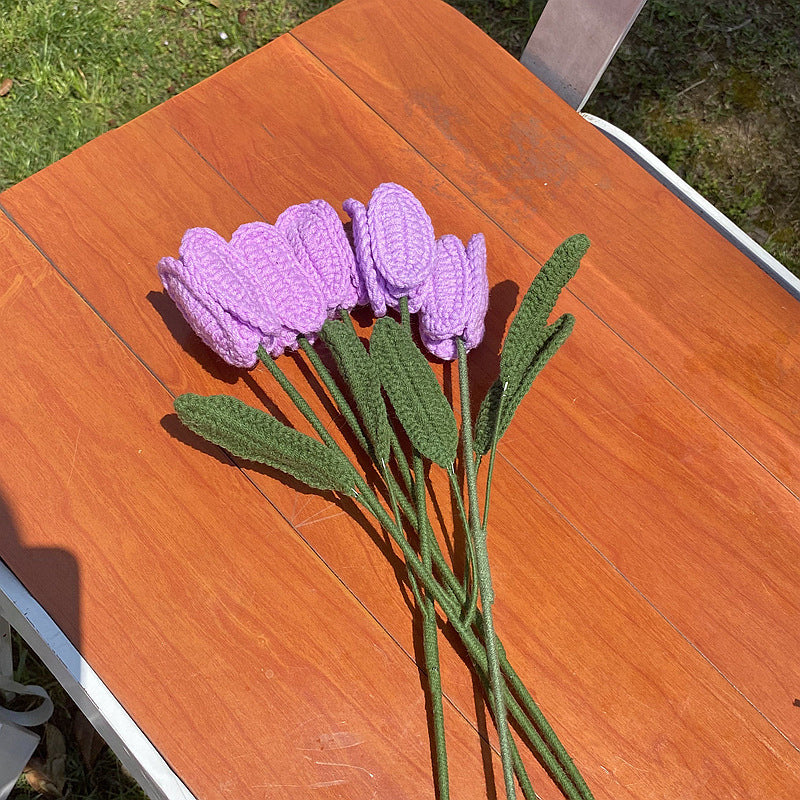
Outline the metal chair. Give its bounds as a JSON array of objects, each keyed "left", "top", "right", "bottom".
[{"left": 520, "top": 0, "right": 800, "bottom": 299}]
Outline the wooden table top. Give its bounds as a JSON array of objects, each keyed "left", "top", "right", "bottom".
[{"left": 1, "top": 0, "right": 799, "bottom": 797}]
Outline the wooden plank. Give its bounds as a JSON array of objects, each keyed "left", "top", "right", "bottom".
[
  {"left": 291, "top": 0, "right": 800, "bottom": 496},
  {"left": 0, "top": 215, "right": 510, "bottom": 799},
  {"left": 2, "top": 31, "right": 800, "bottom": 797}
]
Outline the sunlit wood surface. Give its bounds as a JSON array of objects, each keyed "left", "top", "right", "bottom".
[{"left": 1, "top": 0, "right": 798, "bottom": 797}]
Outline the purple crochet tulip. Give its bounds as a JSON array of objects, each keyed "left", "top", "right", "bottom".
[
  {"left": 343, "top": 197, "right": 388, "bottom": 315},
  {"left": 276, "top": 199, "right": 361, "bottom": 313},
  {"left": 158, "top": 227, "right": 281, "bottom": 368},
  {"left": 344, "top": 183, "right": 435, "bottom": 316},
  {"left": 230, "top": 222, "right": 328, "bottom": 356},
  {"left": 419, "top": 233, "right": 489, "bottom": 360}
]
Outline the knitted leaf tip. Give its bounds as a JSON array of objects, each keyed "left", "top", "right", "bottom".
[
  {"left": 320, "top": 318, "right": 391, "bottom": 463},
  {"left": 370, "top": 317, "right": 458, "bottom": 468},
  {"left": 174, "top": 393, "right": 357, "bottom": 493},
  {"left": 500, "top": 233, "right": 589, "bottom": 385},
  {"left": 474, "top": 314, "right": 575, "bottom": 454}
]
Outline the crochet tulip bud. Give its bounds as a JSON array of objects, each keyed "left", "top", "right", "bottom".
[
  {"left": 345, "top": 183, "right": 436, "bottom": 316},
  {"left": 276, "top": 199, "right": 361, "bottom": 313},
  {"left": 158, "top": 227, "right": 281, "bottom": 369},
  {"left": 230, "top": 222, "right": 328, "bottom": 356},
  {"left": 464, "top": 233, "right": 489, "bottom": 350},
  {"left": 419, "top": 233, "right": 489, "bottom": 360},
  {"left": 343, "top": 196, "right": 388, "bottom": 316}
]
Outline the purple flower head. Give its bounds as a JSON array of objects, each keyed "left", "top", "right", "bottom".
[
  {"left": 419, "top": 233, "right": 489, "bottom": 361},
  {"left": 230, "top": 222, "right": 328, "bottom": 356},
  {"left": 275, "top": 199, "right": 361, "bottom": 314},
  {"left": 343, "top": 197, "right": 388, "bottom": 316},
  {"left": 344, "top": 183, "right": 435, "bottom": 316},
  {"left": 157, "top": 227, "right": 281, "bottom": 368}
]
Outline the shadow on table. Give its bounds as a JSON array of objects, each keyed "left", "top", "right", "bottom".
[{"left": 0, "top": 485, "right": 82, "bottom": 679}]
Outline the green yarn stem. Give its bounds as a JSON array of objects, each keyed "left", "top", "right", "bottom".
[
  {"left": 352, "top": 487, "right": 554, "bottom": 799},
  {"left": 295, "top": 335, "right": 421, "bottom": 612},
  {"left": 259, "top": 345, "right": 590, "bottom": 800},
  {"left": 258, "top": 347, "right": 333, "bottom": 446},
  {"left": 447, "top": 465, "right": 478, "bottom": 626},
  {"left": 400, "top": 295, "right": 411, "bottom": 329},
  {"left": 298, "top": 331, "right": 449, "bottom": 797},
  {"left": 336, "top": 309, "right": 416, "bottom": 496},
  {"left": 482, "top": 380, "right": 508, "bottom": 530},
  {"left": 391, "top": 434, "right": 415, "bottom": 496},
  {"left": 414, "top": 452, "right": 450, "bottom": 800},
  {"left": 366, "top": 469, "right": 589, "bottom": 799},
  {"left": 298, "top": 337, "right": 373, "bottom": 455},
  {"left": 352, "top": 477, "right": 591, "bottom": 800},
  {"left": 457, "top": 337, "right": 517, "bottom": 800},
  {"left": 398, "top": 296, "right": 450, "bottom": 798}
]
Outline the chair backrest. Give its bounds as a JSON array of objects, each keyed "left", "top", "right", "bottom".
[{"left": 521, "top": 0, "right": 646, "bottom": 110}]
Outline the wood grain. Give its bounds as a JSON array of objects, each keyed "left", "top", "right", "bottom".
[
  {"left": 291, "top": 0, "right": 800, "bottom": 495},
  {"left": 0, "top": 216, "right": 512, "bottom": 799},
  {"left": 0, "top": 21, "right": 797, "bottom": 798}
]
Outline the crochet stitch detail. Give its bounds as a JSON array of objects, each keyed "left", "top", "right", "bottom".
[
  {"left": 371, "top": 316, "right": 458, "bottom": 468},
  {"left": 367, "top": 183, "right": 435, "bottom": 289},
  {"left": 344, "top": 197, "right": 388, "bottom": 316},
  {"left": 174, "top": 393, "right": 357, "bottom": 493},
  {"left": 276, "top": 199, "right": 360, "bottom": 313},
  {"left": 500, "top": 233, "right": 589, "bottom": 384},
  {"left": 157, "top": 227, "right": 281, "bottom": 368},
  {"left": 419, "top": 233, "right": 489, "bottom": 360},
  {"left": 230, "top": 222, "right": 328, "bottom": 356}
]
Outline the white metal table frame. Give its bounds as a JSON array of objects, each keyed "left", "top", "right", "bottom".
[{"left": 0, "top": 560, "right": 196, "bottom": 800}]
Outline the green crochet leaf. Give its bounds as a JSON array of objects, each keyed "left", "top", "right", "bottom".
[
  {"left": 370, "top": 316, "right": 458, "bottom": 468},
  {"left": 475, "top": 314, "right": 575, "bottom": 454},
  {"left": 320, "top": 318, "right": 391, "bottom": 463},
  {"left": 174, "top": 393, "right": 357, "bottom": 493},
  {"left": 500, "top": 234, "right": 589, "bottom": 385}
]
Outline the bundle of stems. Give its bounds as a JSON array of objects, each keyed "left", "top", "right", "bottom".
[{"left": 250, "top": 300, "right": 594, "bottom": 800}]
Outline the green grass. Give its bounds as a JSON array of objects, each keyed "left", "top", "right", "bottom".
[
  {"left": 0, "top": 0, "right": 329, "bottom": 187},
  {"left": 1, "top": 1, "right": 798, "bottom": 796},
  {"left": 588, "top": 0, "right": 800, "bottom": 276}
]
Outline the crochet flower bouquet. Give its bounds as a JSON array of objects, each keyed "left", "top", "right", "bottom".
[{"left": 159, "top": 183, "right": 591, "bottom": 800}]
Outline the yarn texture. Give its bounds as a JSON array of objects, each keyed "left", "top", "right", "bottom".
[
  {"left": 419, "top": 233, "right": 489, "bottom": 360},
  {"left": 370, "top": 316, "right": 458, "bottom": 468},
  {"left": 345, "top": 182, "right": 436, "bottom": 316},
  {"left": 174, "top": 393, "right": 357, "bottom": 493},
  {"left": 230, "top": 222, "right": 328, "bottom": 356},
  {"left": 276, "top": 199, "right": 361, "bottom": 313},
  {"left": 500, "top": 233, "right": 589, "bottom": 384},
  {"left": 157, "top": 227, "right": 281, "bottom": 369},
  {"left": 159, "top": 184, "right": 594, "bottom": 800},
  {"left": 320, "top": 318, "right": 391, "bottom": 463}
]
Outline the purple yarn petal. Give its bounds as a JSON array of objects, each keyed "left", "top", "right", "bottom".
[
  {"left": 230, "top": 222, "right": 328, "bottom": 351},
  {"left": 178, "top": 227, "right": 280, "bottom": 336},
  {"left": 419, "top": 235, "right": 469, "bottom": 361},
  {"left": 422, "top": 235, "right": 468, "bottom": 336},
  {"left": 421, "top": 335, "right": 459, "bottom": 361},
  {"left": 344, "top": 197, "right": 387, "bottom": 316},
  {"left": 158, "top": 250, "right": 262, "bottom": 369},
  {"left": 419, "top": 233, "right": 489, "bottom": 360},
  {"left": 158, "top": 227, "right": 287, "bottom": 368},
  {"left": 276, "top": 199, "right": 359, "bottom": 312},
  {"left": 464, "top": 233, "right": 489, "bottom": 350},
  {"left": 367, "top": 183, "right": 435, "bottom": 290}
]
